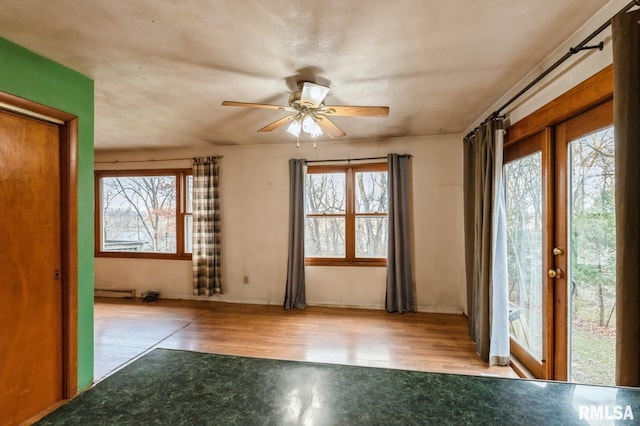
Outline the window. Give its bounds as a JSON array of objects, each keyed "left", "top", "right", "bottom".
[
  {"left": 305, "top": 163, "right": 388, "bottom": 266},
  {"left": 95, "top": 169, "right": 192, "bottom": 259}
]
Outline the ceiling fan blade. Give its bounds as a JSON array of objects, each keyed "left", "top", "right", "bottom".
[
  {"left": 323, "top": 105, "right": 389, "bottom": 117},
  {"left": 222, "top": 101, "right": 287, "bottom": 110},
  {"left": 301, "top": 82, "right": 330, "bottom": 107},
  {"left": 316, "top": 116, "right": 346, "bottom": 139},
  {"left": 257, "top": 115, "right": 294, "bottom": 132}
]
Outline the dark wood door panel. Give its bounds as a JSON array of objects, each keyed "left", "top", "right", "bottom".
[{"left": 0, "top": 109, "right": 63, "bottom": 424}]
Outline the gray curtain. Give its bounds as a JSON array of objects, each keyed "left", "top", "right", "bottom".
[
  {"left": 612, "top": 9, "right": 640, "bottom": 388},
  {"left": 192, "top": 156, "right": 222, "bottom": 295},
  {"left": 386, "top": 154, "right": 415, "bottom": 313},
  {"left": 284, "top": 159, "right": 306, "bottom": 309},
  {"left": 463, "top": 119, "right": 507, "bottom": 362}
]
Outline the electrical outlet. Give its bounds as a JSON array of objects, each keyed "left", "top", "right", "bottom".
[{"left": 243, "top": 275, "right": 249, "bottom": 284}]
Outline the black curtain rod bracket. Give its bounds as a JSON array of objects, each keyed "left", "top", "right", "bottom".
[{"left": 570, "top": 41, "right": 604, "bottom": 54}]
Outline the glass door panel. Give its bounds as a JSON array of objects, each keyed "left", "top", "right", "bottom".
[
  {"left": 567, "top": 126, "right": 616, "bottom": 386},
  {"left": 505, "top": 152, "right": 544, "bottom": 361}
]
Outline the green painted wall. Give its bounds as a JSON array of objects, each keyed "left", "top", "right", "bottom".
[{"left": 0, "top": 37, "right": 94, "bottom": 390}]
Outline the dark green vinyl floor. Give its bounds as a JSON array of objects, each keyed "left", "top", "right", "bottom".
[{"left": 37, "top": 349, "right": 640, "bottom": 425}]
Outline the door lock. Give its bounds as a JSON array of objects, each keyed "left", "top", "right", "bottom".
[
  {"left": 548, "top": 268, "right": 564, "bottom": 279},
  {"left": 54, "top": 270, "right": 60, "bottom": 280}
]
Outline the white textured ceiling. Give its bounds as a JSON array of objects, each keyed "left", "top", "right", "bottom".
[{"left": 0, "top": 1, "right": 611, "bottom": 150}]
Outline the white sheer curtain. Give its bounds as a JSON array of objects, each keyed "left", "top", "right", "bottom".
[{"left": 490, "top": 126, "right": 509, "bottom": 366}]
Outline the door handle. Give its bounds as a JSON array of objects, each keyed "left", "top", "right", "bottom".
[{"left": 548, "top": 268, "right": 564, "bottom": 279}]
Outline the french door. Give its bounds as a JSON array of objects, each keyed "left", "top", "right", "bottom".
[
  {"left": 505, "top": 99, "right": 615, "bottom": 384},
  {"left": 555, "top": 100, "right": 615, "bottom": 385}
]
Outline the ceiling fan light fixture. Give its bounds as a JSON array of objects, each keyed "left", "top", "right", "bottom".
[
  {"left": 286, "top": 119, "right": 302, "bottom": 137},
  {"left": 302, "top": 114, "right": 323, "bottom": 138},
  {"left": 300, "top": 82, "right": 330, "bottom": 107}
]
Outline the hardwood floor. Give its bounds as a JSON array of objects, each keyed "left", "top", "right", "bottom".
[{"left": 94, "top": 297, "right": 517, "bottom": 382}]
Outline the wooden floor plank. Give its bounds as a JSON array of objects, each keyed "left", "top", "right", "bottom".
[{"left": 94, "top": 298, "right": 517, "bottom": 381}]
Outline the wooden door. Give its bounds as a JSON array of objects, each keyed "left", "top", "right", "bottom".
[{"left": 0, "top": 109, "right": 63, "bottom": 424}]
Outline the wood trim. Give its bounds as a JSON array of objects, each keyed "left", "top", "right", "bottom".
[
  {"left": 60, "top": 118, "right": 79, "bottom": 397},
  {"left": 345, "top": 167, "right": 356, "bottom": 261},
  {"left": 541, "top": 126, "right": 555, "bottom": 380},
  {"left": 305, "top": 258, "right": 387, "bottom": 267},
  {"left": 0, "top": 94, "right": 79, "bottom": 400},
  {"left": 0, "top": 91, "right": 76, "bottom": 123},
  {"left": 306, "top": 162, "right": 389, "bottom": 174},
  {"left": 504, "top": 131, "right": 545, "bottom": 164},
  {"left": 506, "top": 64, "right": 613, "bottom": 144},
  {"left": 553, "top": 121, "right": 569, "bottom": 381},
  {"left": 95, "top": 168, "right": 192, "bottom": 177},
  {"left": 562, "top": 99, "right": 613, "bottom": 142},
  {"left": 511, "top": 338, "right": 544, "bottom": 378},
  {"left": 96, "top": 252, "right": 192, "bottom": 261}
]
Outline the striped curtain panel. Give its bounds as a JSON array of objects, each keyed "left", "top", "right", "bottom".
[{"left": 192, "top": 156, "right": 222, "bottom": 295}]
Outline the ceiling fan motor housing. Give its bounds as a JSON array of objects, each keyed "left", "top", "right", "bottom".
[{"left": 289, "top": 82, "right": 322, "bottom": 110}]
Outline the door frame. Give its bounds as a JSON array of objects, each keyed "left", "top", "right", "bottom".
[
  {"left": 0, "top": 91, "right": 78, "bottom": 398},
  {"left": 505, "top": 65, "right": 613, "bottom": 380}
]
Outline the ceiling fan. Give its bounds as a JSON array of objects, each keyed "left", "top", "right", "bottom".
[{"left": 222, "top": 82, "right": 389, "bottom": 139}]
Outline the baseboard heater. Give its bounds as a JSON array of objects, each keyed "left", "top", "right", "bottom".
[{"left": 94, "top": 288, "right": 136, "bottom": 298}]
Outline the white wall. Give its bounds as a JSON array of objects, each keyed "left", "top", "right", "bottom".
[
  {"left": 465, "top": 0, "right": 625, "bottom": 134},
  {"left": 95, "top": 134, "right": 466, "bottom": 313}
]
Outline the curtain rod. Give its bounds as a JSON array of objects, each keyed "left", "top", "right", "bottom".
[
  {"left": 305, "top": 155, "right": 411, "bottom": 164},
  {"left": 95, "top": 155, "right": 223, "bottom": 164},
  {"left": 465, "top": 0, "right": 638, "bottom": 140}
]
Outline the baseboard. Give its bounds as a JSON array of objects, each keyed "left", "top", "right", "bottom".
[
  {"left": 94, "top": 288, "right": 136, "bottom": 298},
  {"left": 143, "top": 294, "right": 464, "bottom": 314}
]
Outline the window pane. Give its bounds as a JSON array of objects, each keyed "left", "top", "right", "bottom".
[
  {"left": 568, "top": 126, "right": 615, "bottom": 386},
  {"left": 355, "top": 171, "right": 388, "bottom": 213},
  {"left": 185, "top": 215, "right": 192, "bottom": 254},
  {"left": 505, "top": 152, "right": 543, "bottom": 360},
  {"left": 101, "top": 176, "right": 177, "bottom": 253},
  {"left": 305, "top": 217, "right": 345, "bottom": 257},
  {"left": 186, "top": 175, "right": 193, "bottom": 214},
  {"left": 356, "top": 217, "right": 388, "bottom": 258},
  {"left": 305, "top": 173, "right": 346, "bottom": 214}
]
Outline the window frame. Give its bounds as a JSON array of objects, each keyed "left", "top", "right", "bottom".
[
  {"left": 305, "top": 162, "right": 388, "bottom": 267},
  {"left": 94, "top": 168, "right": 192, "bottom": 260}
]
